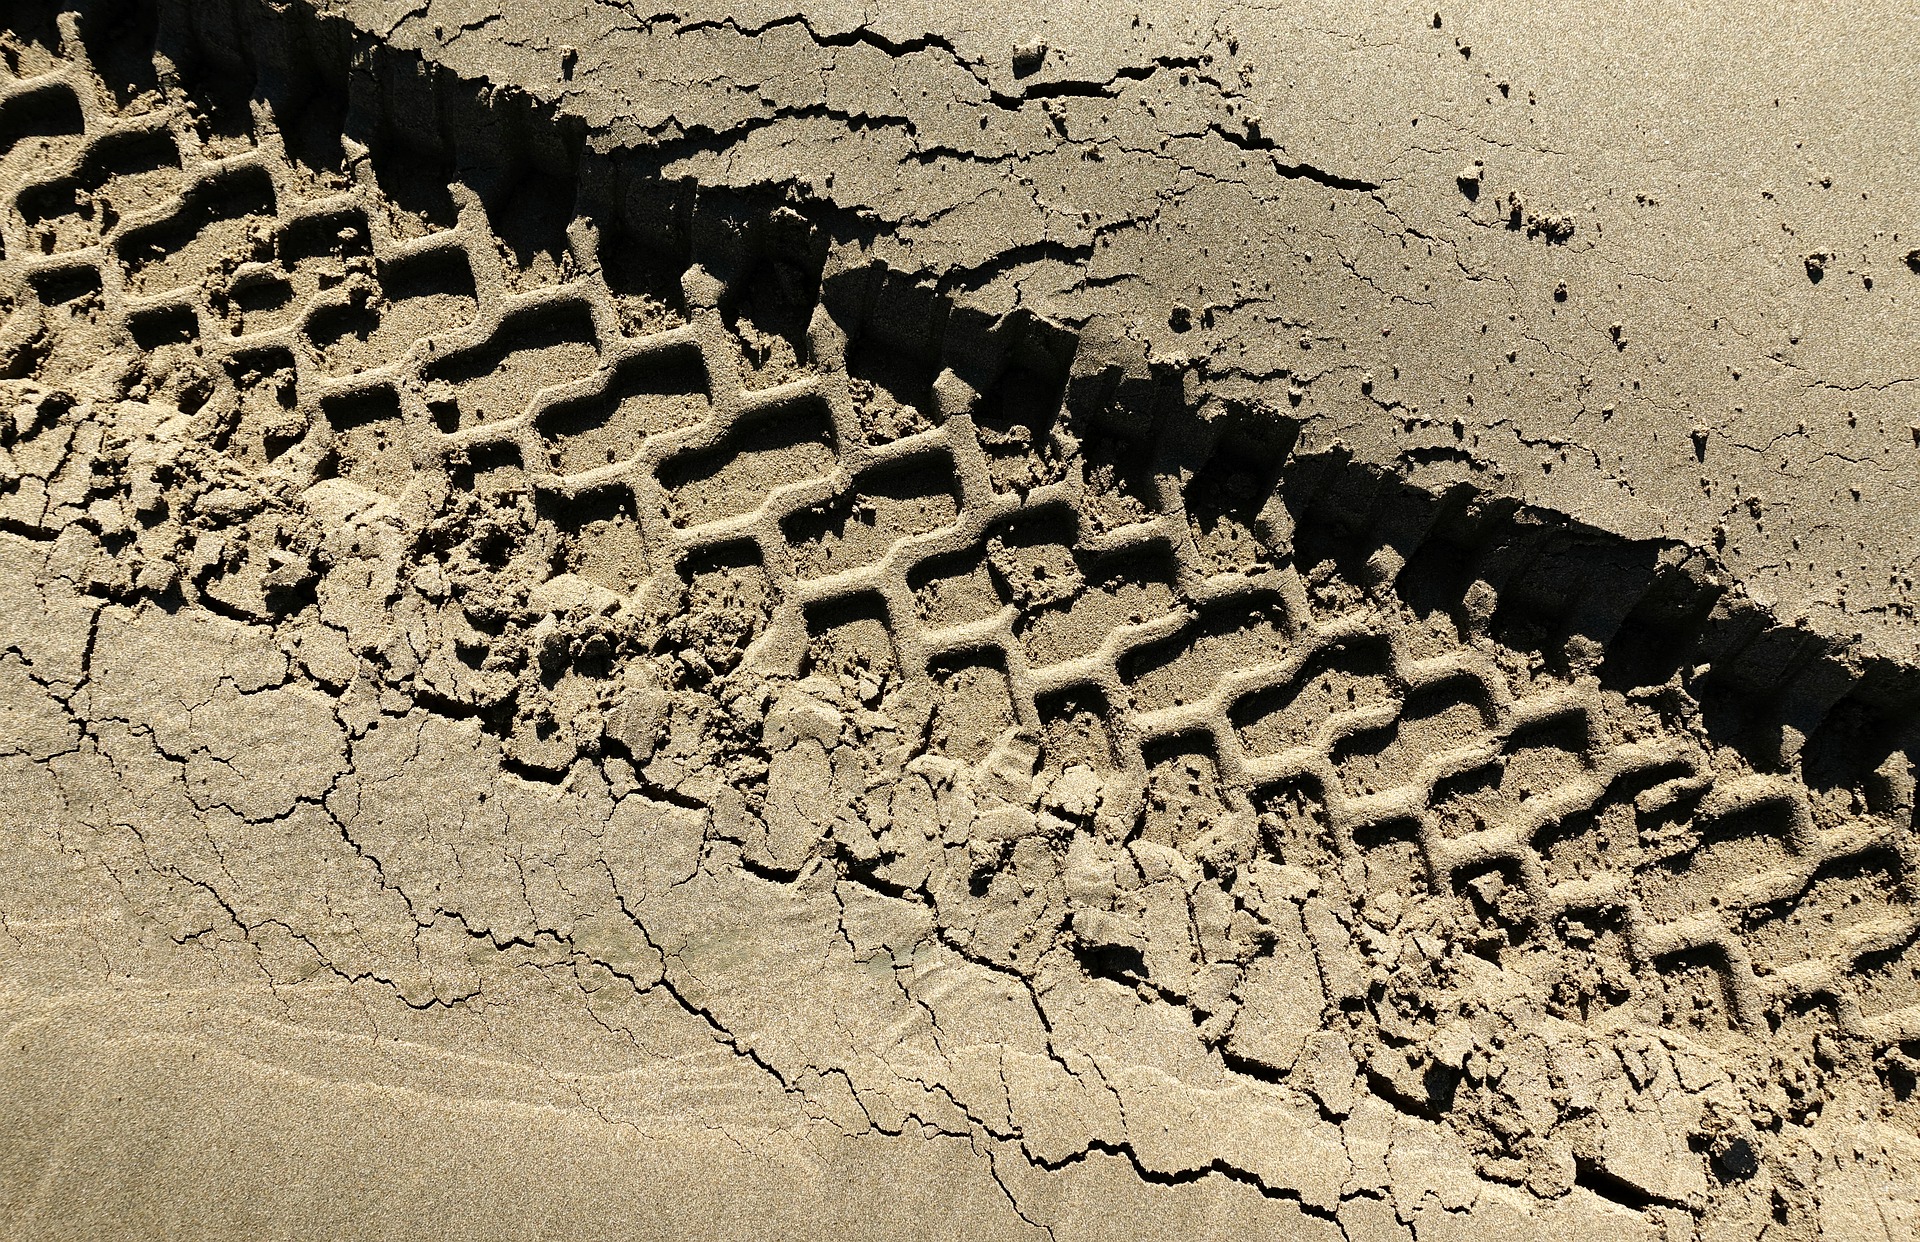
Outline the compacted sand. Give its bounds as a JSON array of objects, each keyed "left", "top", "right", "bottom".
[{"left": 4, "top": 3, "right": 1920, "bottom": 1238}]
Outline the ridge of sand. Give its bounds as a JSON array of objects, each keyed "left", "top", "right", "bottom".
[
  {"left": 4, "top": 3, "right": 1920, "bottom": 1239},
  {"left": 331, "top": 0, "right": 1920, "bottom": 667}
]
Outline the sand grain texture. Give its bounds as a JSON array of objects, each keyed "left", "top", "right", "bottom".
[{"left": 3, "top": 3, "right": 1920, "bottom": 1239}]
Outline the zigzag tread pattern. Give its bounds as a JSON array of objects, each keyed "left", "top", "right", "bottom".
[{"left": 5, "top": 0, "right": 1920, "bottom": 1148}]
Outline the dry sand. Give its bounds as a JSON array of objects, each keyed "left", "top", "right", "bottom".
[{"left": 3, "top": 2, "right": 1920, "bottom": 1238}]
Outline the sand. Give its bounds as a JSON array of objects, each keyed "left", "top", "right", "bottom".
[{"left": 3, "top": 2, "right": 1919, "bottom": 1238}]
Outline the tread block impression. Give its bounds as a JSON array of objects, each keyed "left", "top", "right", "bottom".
[{"left": 8, "top": 8, "right": 1920, "bottom": 1217}]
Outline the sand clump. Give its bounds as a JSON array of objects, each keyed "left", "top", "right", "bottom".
[{"left": 3, "top": 3, "right": 1920, "bottom": 1239}]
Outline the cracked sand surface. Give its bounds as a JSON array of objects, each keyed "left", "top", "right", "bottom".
[
  {"left": 4, "top": 2, "right": 1920, "bottom": 1238},
  {"left": 346, "top": 0, "right": 1920, "bottom": 667}
]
